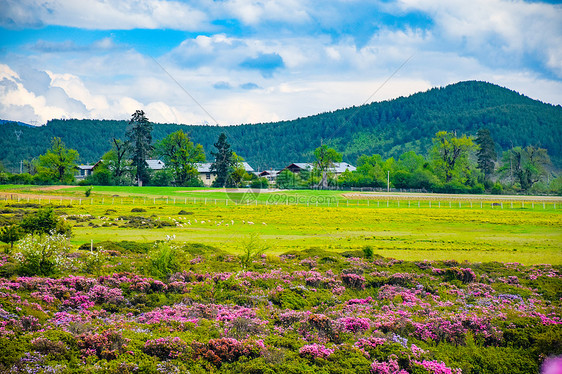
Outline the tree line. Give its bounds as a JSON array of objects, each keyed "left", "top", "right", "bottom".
[
  {"left": 277, "top": 130, "right": 560, "bottom": 195},
  {"left": 0, "top": 110, "right": 559, "bottom": 194},
  {"left": 1, "top": 81, "right": 560, "bottom": 172}
]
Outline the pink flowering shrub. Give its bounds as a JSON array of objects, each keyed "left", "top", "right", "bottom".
[
  {"left": 299, "top": 343, "right": 334, "bottom": 359},
  {"left": 192, "top": 338, "right": 261, "bottom": 366},
  {"left": 370, "top": 358, "right": 408, "bottom": 374},
  {"left": 412, "top": 360, "right": 462, "bottom": 374},
  {"left": 337, "top": 316, "right": 371, "bottom": 332},
  {"left": 342, "top": 272, "right": 366, "bottom": 289},
  {"left": 143, "top": 336, "right": 188, "bottom": 359},
  {"left": 77, "top": 329, "right": 129, "bottom": 360}
]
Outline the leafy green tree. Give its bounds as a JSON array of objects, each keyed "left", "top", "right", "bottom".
[
  {"left": 501, "top": 146, "right": 551, "bottom": 191},
  {"left": 126, "top": 110, "right": 153, "bottom": 186},
  {"left": 313, "top": 145, "right": 342, "bottom": 189},
  {"left": 430, "top": 131, "right": 476, "bottom": 183},
  {"left": 96, "top": 138, "right": 131, "bottom": 185},
  {"left": 475, "top": 128, "right": 497, "bottom": 180},
  {"left": 156, "top": 130, "right": 205, "bottom": 186},
  {"left": 0, "top": 224, "right": 24, "bottom": 253},
  {"left": 37, "top": 137, "right": 79, "bottom": 183},
  {"left": 211, "top": 133, "right": 235, "bottom": 188}
]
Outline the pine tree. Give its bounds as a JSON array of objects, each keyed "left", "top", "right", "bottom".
[
  {"left": 126, "top": 110, "right": 153, "bottom": 186},
  {"left": 475, "top": 128, "right": 497, "bottom": 180},
  {"left": 210, "top": 133, "right": 234, "bottom": 187}
]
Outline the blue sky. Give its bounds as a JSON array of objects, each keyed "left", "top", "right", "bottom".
[{"left": 0, "top": 0, "right": 561, "bottom": 126}]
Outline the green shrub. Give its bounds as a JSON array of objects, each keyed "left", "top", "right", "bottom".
[{"left": 148, "top": 241, "right": 182, "bottom": 279}]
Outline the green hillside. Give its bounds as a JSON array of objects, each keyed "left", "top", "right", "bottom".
[{"left": 1, "top": 80, "right": 561, "bottom": 172}]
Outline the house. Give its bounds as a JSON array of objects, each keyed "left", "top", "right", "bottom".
[
  {"left": 75, "top": 165, "right": 94, "bottom": 180},
  {"left": 258, "top": 170, "right": 280, "bottom": 183},
  {"left": 331, "top": 162, "right": 357, "bottom": 175},
  {"left": 91, "top": 159, "right": 164, "bottom": 173},
  {"left": 145, "top": 159, "right": 165, "bottom": 171},
  {"left": 281, "top": 162, "right": 356, "bottom": 176},
  {"left": 283, "top": 163, "right": 314, "bottom": 174},
  {"left": 196, "top": 163, "right": 215, "bottom": 186},
  {"left": 196, "top": 162, "right": 255, "bottom": 187}
]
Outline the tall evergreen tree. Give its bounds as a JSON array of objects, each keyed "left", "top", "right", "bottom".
[
  {"left": 210, "top": 133, "right": 235, "bottom": 187},
  {"left": 126, "top": 110, "right": 153, "bottom": 186},
  {"left": 475, "top": 128, "right": 497, "bottom": 180}
]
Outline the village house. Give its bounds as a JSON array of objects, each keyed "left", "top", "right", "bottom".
[
  {"left": 74, "top": 165, "right": 94, "bottom": 180},
  {"left": 257, "top": 169, "right": 280, "bottom": 183},
  {"left": 281, "top": 162, "right": 356, "bottom": 176},
  {"left": 196, "top": 162, "right": 255, "bottom": 187}
]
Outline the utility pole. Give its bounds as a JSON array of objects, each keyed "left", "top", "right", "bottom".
[
  {"left": 20, "top": 160, "right": 23, "bottom": 174},
  {"left": 387, "top": 170, "right": 390, "bottom": 192}
]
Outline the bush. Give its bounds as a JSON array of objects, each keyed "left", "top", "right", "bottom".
[
  {"left": 149, "top": 240, "right": 182, "bottom": 279},
  {"left": 14, "top": 233, "right": 73, "bottom": 276},
  {"left": 143, "top": 336, "right": 188, "bottom": 359},
  {"left": 491, "top": 183, "right": 503, "bottom": 195}
]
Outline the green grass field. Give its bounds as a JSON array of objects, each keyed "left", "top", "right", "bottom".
[{"left": 1, "top": 185, "right": 561, "bottom": 264}]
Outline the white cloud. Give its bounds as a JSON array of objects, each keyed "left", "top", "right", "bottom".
[
  {"left": 1, "top": 0, "right": 561, "bottom": 126},
  {"left": 1, "top": 0, "right": 208, "bottom": 30},
  {"left": 397, "top": 0, "right": 562, "bottom": 77},
  {"left": 222, "top": 0, "right": 311, "bottom": 25}
]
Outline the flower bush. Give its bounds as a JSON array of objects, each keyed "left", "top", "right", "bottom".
[{"left": 0, "top": 239, "right": 559, "bottom": 373}]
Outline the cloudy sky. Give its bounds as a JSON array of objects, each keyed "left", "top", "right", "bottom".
[{"left": 1, "top": 0, "right": 561, "bottom": 126}]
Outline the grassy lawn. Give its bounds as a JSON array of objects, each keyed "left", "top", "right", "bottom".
[{"left": 1, "top": 185, "right": 560, "bottom": 265}]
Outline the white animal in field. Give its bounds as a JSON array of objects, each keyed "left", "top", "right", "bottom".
[
  {"left": 247, "top": 221, "right": 254, "bottom": 225},
  {"left": 262, "top": 222, "right": 267, "bottom": 225}
]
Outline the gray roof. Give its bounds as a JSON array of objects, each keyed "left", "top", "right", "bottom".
[
  {"left": 292, "top": 163, "right": 314, "bottom": 170},
  {"left": 258, "top": 169, "right": 280, "bottom": 176},
  {"left": 331, "top": 162, "right": 357, "bottom": 173},
  {"left": 76, "top": 165, "right": 94, "bottom": 170},
  {"left": 284, "top": 162, "right": 355, "bottom": 173},
  {"left": 241, "top": 162, "right": 254, "bottom": 172},
  {"left": 146, "top": 159, "right": 165, "bottom": 170},
  {"left": 196, "top": 163, "right": 213, "bottom": 173},
  {"left": 196, "top": 162, "right": 254, "bottom": 173}
]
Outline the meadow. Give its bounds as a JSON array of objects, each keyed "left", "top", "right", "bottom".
[
  {"left": 0, "top": 185, "right": 560, "bottom": 373},
  {"left": 1, "top": 185, "right": 560, "bottom": 265}
]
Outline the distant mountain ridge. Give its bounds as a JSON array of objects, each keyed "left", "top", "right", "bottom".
[{"left": 1, "top": 81, "right": 561, "bottom": 172}]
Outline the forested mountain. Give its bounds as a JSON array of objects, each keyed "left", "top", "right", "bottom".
[{"left": 1, "top": 81, "right": 561, "bottom": 172}]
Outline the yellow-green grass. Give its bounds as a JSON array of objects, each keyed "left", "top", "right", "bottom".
[{"left": 1, "top": 185, "right": 560, "bottom": 265}]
